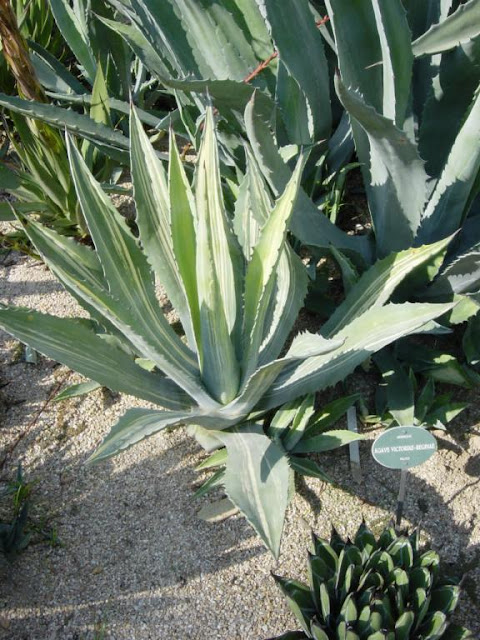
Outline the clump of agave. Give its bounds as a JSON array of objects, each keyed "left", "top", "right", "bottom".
[{"left": 270, "top": 522, "right": 473, "bottom": 640}]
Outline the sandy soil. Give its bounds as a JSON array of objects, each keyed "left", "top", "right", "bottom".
[{"left": 0, "top": 250, "right": 478, "bottom": 640}]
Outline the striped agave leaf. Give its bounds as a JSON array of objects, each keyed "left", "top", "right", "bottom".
[{"left": 0, "top": 107, "right": 455, "bottom": 556}]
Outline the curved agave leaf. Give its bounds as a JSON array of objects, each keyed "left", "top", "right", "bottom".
[
  {"left": 193, "top": 468, "right": 225, "bottom": 499},
  {"left": 14, "top": 215, "right": 121, "bottom": 335},
  {"left": 66, "top": 137, "right": 208, "bottom": 393},
  {"left": 418, "top": 610, "right": 447, "bottom": 639},
  {"left": 374, "top": 349, "right": 415, "bottom": 426},
  {"left": 305, "top": 394, "right": 360, "bottom": 439},
  {"left": 160, "top": 0, "right": 268, "bottom": 81},
  {"left": 54, "top": 381, "right": 102, "bottom": 403},
  {"left": 442, "top": 626, "right": 476, "bottom": 640},
  {"left": 292, "top": 429, "right": 364, "bottom": 454},
  {"left": 100, "top": 3, "right": 274, "bottom": 115},
  {"left": 196, "top": 109, "right": 240, "bottom": 336},
  {"left": 129, "top": 106, "right": 197, "bottom": 350},
  {"left": 324, "top": 0, "right": 383, "bottom": 113},
  {"left": 168, "top": 127, "right": 200, "bottom": 347},
  {"left": 29, "top": 41, "right": 85, "bottom": 94},
  {"left": 322, "top": 237, "right": 451, "bottom": 337},
  {"left": 418, "top": 38, "right": 480, "bottom": 178},
  {"left": 21, "top": 135, "right": 215, "bottom": 409},
  {"left": 288, "top": 457, "right": 332, "bottom": 484},
  {"left": 0, "top": 93, "right": 140, "bottom": 165},
  {"left": 46, "top": 91, "right": 176, "bottom": 131},
  {"left": 88, "top": 408, "right": 203, "bottom": 463},
  {"left": 123, "top": 0, "right": 269, "bottom": 82},
  {"left": 195, "top": 109, "right": 241, "bottom": 403},
  {"left": 260, "top": 302, "right": 455, "bottom": 410},
  {"left": 310, "top": 622, "right": 329, "bottom": 640},
  {"left": 218, "top": 423, "right": 290, "bottom": 558},
  {"left": 0, "top": 307, "right": 191, "bottom": 409},
  {"left": 272, "top": 575, "right": 317, "bottom": 635},
  {"left": 402, "top": 1, "right": 455, "bottom": 122},
  {"left": 418, "top": 88, "right": 480, "bottom": 243},
  {"left": 259, "top": 248, "right": 309, "bottom": 366},
  {"left": 49, "top": 0, "right": 97, "bottom": 82},
  {"left": 334, "top": 78, "right": 427, "bottom": 256},
  {"left": 412, "top": 0, "right": 480, "bottom": 57},
  {"left": 244, "top": 95, "right": 372, "bottom": 263},
  {"left": 260, "top": 0, "right": 331, "bottom": 143},
  {"left": 242, "top": 155, "right": 305, "bottom": 380},
  {"left": 402, "top": 1, "right": 454, "bottom": 40},
  {"left": 234, "top": 148, "right": 309, "bottom": 367},
  {"left": 281, "top": 395, "right": 316, "bottom": 451},
  {"left": 95, "top": 14, "right": 174, "bottom": 80},
  {"left": 431, "top": 584, "right": 460, "bottom": 614},
  {"left": 422, "top": 251, "right": 480, "bottom": 298},
  {"left": 233, "top": 147, "right": 272, "bottom": 258},
  {"left": 368, "top": 0, "right": 413, "bottom": 125}
]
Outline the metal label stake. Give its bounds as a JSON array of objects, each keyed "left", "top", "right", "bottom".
[
  {"left": 395, "top": 469, "right": 408, "bottom": 527},
  {"left": 347, "top": 406, "right": 362, "bottom": 483}
]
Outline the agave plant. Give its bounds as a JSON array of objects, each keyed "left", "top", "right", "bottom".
[
  {"left": 0, "top": 106, "right": 454, "bottom": 555},
  {"left": 298, "top": 0, "right": 480, "bottom": 401},
  {"left": 325, "top": 0, "right": 480, "bottom": 255},
  {"left": 322, "top": 0, "right": 480, "bottom": 321},
  {"left": 0, "top": 0, "right": 172, "bottom": 250},
  {"left": 270, "top": 522, "right": 473, "bottom": 639},
  {"left": 371, "top": 349, "right": 469, "bottom": 431},
  {"left": 0, "top": 0, "right": 133, "bottom": 251}
]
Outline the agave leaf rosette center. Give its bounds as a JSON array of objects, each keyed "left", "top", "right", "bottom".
[{"left": 0, "top": 107, "right": 455, "bottom": 556}]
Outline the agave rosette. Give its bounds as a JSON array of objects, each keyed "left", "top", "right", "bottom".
[
  {"left": 270, "top": 522, "right": 473, "bottom": 639},
  {"left": 0, "top": 107, "right": 455, "bottom": 555}
]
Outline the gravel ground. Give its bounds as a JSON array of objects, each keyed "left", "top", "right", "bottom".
[{"left": 0, "top": 251, "right": 478, "bottom": 640}]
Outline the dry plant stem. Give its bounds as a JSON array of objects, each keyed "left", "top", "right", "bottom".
[
  {"left": 243, "top": 15, "right": 330, "bottom": 84},
  {"left": 243, "top": 51, "right": 278, "bottom": 84},
  {"left": 0, "top": 0, "right": 47, "bottom": 102},
  {"left": 0, "top": 371, "right": 72, "bottom": 471}
]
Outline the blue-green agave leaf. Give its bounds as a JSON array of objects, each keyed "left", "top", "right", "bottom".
[
  {"left": 244, "top": 95, "right": 372, "bottom": 263},
  {"left": 322, "top": 238, "right": 451, "bottom": 337},
  {"left": 260, "top": 0, "right": 331, "bottom": 143},
  {"left": 292, "top": 429, "right": 364, "bottom": 454},
  {"left": 49, "top": 0, "right": 97, "bottom": 82},
  {"left": 54, "top": 380, "right": 102, "bottom": 402},
  {"left": 335, "top": 77, "right": 427, "bottom": 256},
  {"left": 260, "top": 302, "right": 455, "bottom": 411},
  {"left": 218, "top": 423, "right": 291, "bottom": 558},
  {"left": 0, "top": 307, "right": 191, "bottom": 409},
  {"left": 419, "top": 88, "right": 480, "bottom": 243},
  {"left": 88, "top": 408, "right": 201, "bottom": 463}
]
